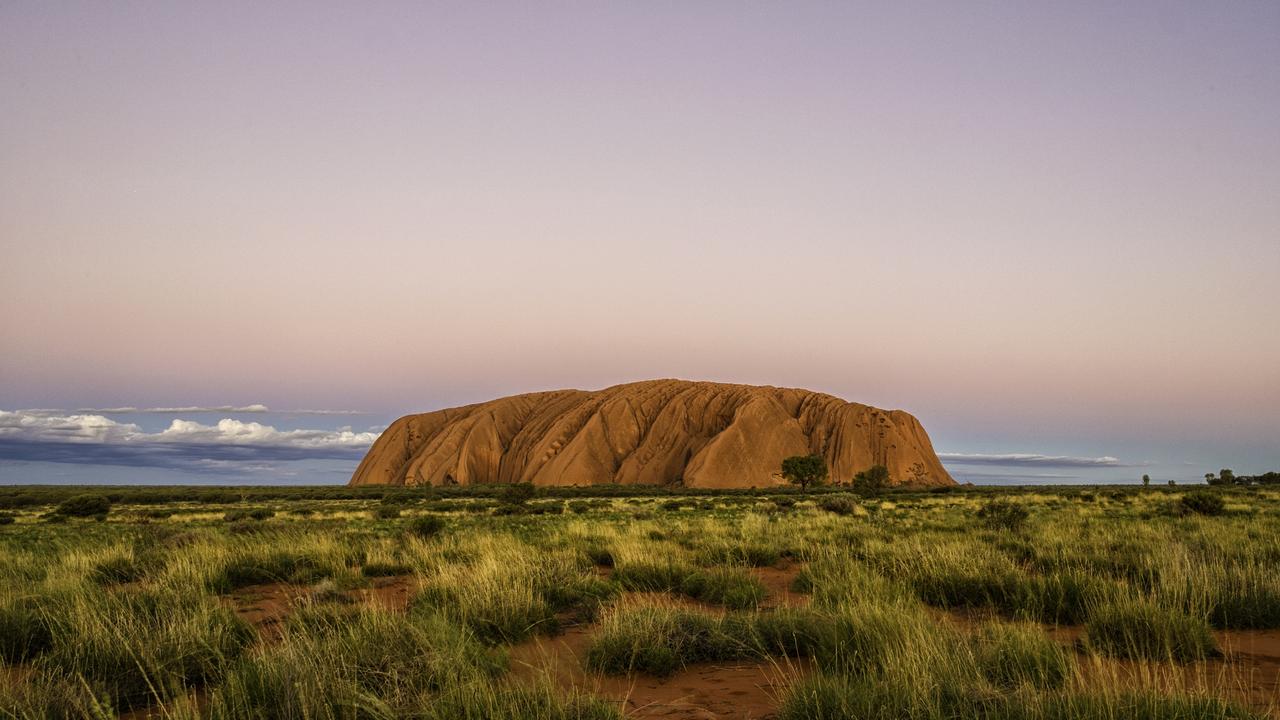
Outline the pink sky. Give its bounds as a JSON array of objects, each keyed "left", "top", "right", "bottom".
[{"left": 1, "top": 2, "right": 1277, "bottom": 477}]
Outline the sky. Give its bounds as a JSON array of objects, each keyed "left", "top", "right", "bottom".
[{"left": 1, "top": 2, "right": 1277, "bottom": 485}]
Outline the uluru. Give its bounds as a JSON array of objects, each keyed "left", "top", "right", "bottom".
[{"left": 350, "top": 380, "right": 954, "bottom": 489}]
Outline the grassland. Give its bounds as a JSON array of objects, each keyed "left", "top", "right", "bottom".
[{"left": 1, "top": 483, "right": 1277, "bottom": 719}]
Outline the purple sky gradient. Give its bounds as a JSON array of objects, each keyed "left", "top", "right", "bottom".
[{"left": 2, "top": 2, "right": 1278, "bottom": 481}]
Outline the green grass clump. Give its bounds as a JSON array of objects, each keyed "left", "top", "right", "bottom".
[
  {"left": 584, "top": 606, "right": 753, "bottom": 676},
  {"left": 1036, "top": 692, "right": 1261, "bottom": 720},
  {"left": 361, "top": 561, "right": 412, "bottom": 577},
  {"left": 89, "top": 554, "right": 149, "bottom": 585},
  {"left": 1084, "top": 599, "right": 1217, "bottom": 662},
  {"left": 974, "top": 622, "right": 1072, "bottom": 689},
  {"left": 612, "top": 561, "right": 765, "bottom": 609},
  {"left": 212, "top": 609, "right": 502, "bottom": 719},
  {"left": 38, "top": 587, "right": 254, "bottom": 710},
  {"left": 0, "top": 594, "right": 55, "bottom": 662},
  {"left": 779, "top": 675, "right": 1261, "bottom": 720},
  {"left": 217, "top": 553, "right": 329, "bottom": 589},
  {"left": 421, "top": 683, "right": 621, "bottom": 720},
  {"left": 695, "top": 542, "right": 783, "bottom": 567}
]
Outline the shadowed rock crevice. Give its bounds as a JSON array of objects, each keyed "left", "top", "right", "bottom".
[{"left": 350, "top": 380, "right": 955, "bottom": 488}]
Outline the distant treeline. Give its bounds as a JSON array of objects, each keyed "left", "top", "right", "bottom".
[
  {"left": 1205, "top": 469, "right": 1280, "bottom": 486},
  {"left": 0, "top": 479, "right": 1272, "bottom": 510}
]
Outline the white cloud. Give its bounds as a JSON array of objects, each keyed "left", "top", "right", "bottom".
[
  {"left": 0, "top": 410, "right": 378, "bottom": 450},
  {"left": 154, "top": 418, "right": 379, "bottom": 448},
  {"left": 939, "top": 452, "right": 1125, "bottom": 468},
  {"left": 0, "top": 410, "right": 141, "bottom": 443}
]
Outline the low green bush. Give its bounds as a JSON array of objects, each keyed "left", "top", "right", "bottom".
[
  {"left": 408, "top": 515, "right": 446, "bottom": 539},
  {"left": 1180, "top": 491, "right": 1226, "bottom": 516},
  {"left": 976, "top": 499, "right": 1030, "bottom": 531},
  {"left": 224, "top": 508, "right": 275, "bottom": 522},
  {"left": 820, "top": 496, "right": 859, "bottom": 515},
  {"left": 55, "top": 493, "right": 112, "bottom": 518}
]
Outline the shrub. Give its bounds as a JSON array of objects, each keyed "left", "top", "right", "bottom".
[
  {"left": 0, "top": 513, "right": 14, "bottom": 525},
  {"left": 225, "top": 508, "right": 274, "bottom": 522},
  {"left": 1085, "top": 599, "right": 1217, "bottom": 662},
  {"left": 1180, "top": 490, "right": 1226, "bottom": 516},
  {"left": 976, "top": 499, "right": 1029, "bottom": 532},
  {"left": 375, "top": 504, "right": 402, "bottom": 519},
  {"left": 502, "top": 482, "right": 536, "bottom": 505},
  {"left": 55, "top": 493, "right": 112, "bottom": 517},
  {"left": 820, "top": 496, "right": 859, "bottom": 516},
  {"left": 408, "top": 515, "right": 446, "bottom": 539},
  {"left": 852, "top": 465, "right": 891, "bottom": 495},
  {"left": 569, "top": 500, "right": 592, "bottom": 514}
]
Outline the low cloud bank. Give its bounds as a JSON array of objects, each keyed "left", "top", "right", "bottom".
[
  {"left": 938, "top": 452, "right": 1125, "bottom": 468},
  {"left": 0, "top": 410, "right": 380, "bottom": 474}
]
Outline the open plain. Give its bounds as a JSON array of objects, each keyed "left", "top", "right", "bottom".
[{"left": 1, "top": 484, "right": 1277, "bottom": 719}]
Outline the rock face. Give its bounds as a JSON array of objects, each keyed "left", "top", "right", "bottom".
[{"left": 350, "top": 380, "right": 954, "bottom": 489}]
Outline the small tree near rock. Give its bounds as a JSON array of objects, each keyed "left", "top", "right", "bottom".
[
  {"left": 781, "top": 455, "right": 827, "bottom": 491},
  {"left": 853, "top": 465, "right": 891, "bottom": 495}
]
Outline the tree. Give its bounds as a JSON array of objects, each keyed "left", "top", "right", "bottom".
[
  {"left": 1142, "top": 474, "right": 1151, "bottom": 487},
  {"left": 1219, "top": 468, "right": 1236, "bottom": 485},
  {"left": 853, "top": 465, "right": 891, "bottom": 495},
  {"left": 781, "top": 455, "right": 827, "bottom": 491},
  {"left": 1205, "top": 473, "right": 1217, "bottom": 485}
]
